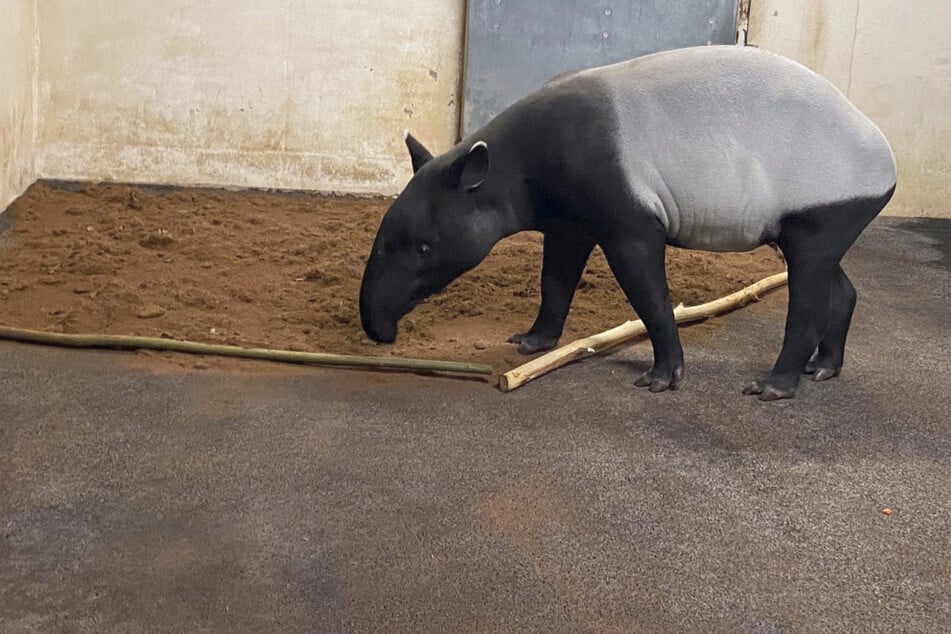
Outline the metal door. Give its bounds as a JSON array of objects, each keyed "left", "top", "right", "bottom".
[{"left": 462, "top": 0, "right": 740, "bottom": 135}]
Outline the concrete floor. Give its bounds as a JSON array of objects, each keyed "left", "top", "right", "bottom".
[{"left": 1, "top": 217, "right": 949, "bottom": 632}]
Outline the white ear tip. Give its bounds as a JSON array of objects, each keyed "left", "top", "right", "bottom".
[
  {"left": 403, "top": 129, "right": 410, "bottom": 140},
  {"left": 469, "top": 140, "right": 487, "bottom": 152}
]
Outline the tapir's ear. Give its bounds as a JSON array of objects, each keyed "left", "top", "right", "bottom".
[
  {"left": 404, "top": 130, "right": 434, "bottom": 173},
  {"left": 447, "top": 141, "right": 489, "bottom": 191}
]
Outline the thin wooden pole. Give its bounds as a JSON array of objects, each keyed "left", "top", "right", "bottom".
[
  {"left": 0, "top": 326, "right": 494, "bottom": 376},
  {"left": 498, "top": 271, "right": 789, "bottom": 392}
]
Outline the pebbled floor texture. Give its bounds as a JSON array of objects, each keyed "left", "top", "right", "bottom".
[{"left": 1, "top": 217, "right": 949, "bottom": 632}]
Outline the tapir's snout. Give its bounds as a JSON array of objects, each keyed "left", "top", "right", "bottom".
[
  {"left": 360, "top": 301, "right": 397, "bottom": 344},
  {"left": 361, "top": 316, "right": 397, "bottom": 344},
  {"left": 359, "top": 257, "right": 399, "bottom": 344},
  {"left": 358, "top": 296, "right": 395, "bottom": 344}
]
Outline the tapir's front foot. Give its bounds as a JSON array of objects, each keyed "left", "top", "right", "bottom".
[
  {"left": 509, "top": 232, "right": 595, "bottom": 356},
  {"left": 634, "top": 364, "right": 685, "bottom": 392},
  {"left": 507, "top": 331, "right": 559, "bottom": 355}
]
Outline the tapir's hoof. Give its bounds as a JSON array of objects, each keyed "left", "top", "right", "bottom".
[
  {"left": 742, "top": 380, "right": 763, "bottom": 395},
  {"left": 634, "top": 367, "right": 683, "bottom": 392},
  {"left": 508, "top": 332, "right": 558, "bottom": 355},
  {"left": 812, "top": 367, "right": 841, "bottom": 382},
  {"left": 759, "top": 386, "right": 795, "bottom": 401},
  {"left": 742, "top": 380, "right": 796, "bottom": 401},
  {"left": 507, "top": 332, "right": 529, "bottom": 344},
  {"left": 804, "top": 353, "right": 842, "bottom": 380}
]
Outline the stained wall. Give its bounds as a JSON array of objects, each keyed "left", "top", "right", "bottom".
[
  {"left": 0, "top": 0, "right": 36, "bottom": 212},
  {"left": 35, "top": 1, "right": 466, "bottom": 195}
]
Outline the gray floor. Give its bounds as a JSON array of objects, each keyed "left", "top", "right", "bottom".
[{"left": 1, "top": 217, "right": 949, "bottom": 632}]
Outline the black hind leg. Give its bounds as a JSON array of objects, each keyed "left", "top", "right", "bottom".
[
  {"left": 743, "top": 256, "right": 835, "bottom": 400},
  {"left": 744, "top": 188, "right": 893, "bottom": 401},
  {"left": 804, "top": 266, "right": 856, "bottom": 381}
]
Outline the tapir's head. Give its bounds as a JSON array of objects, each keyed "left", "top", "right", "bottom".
[{"left": 359, "top": 131, "right": 497, "bottom": 344}]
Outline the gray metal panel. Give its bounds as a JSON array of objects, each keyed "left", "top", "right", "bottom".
[{"left": 462, "top": 0, "right": 739, "bottom": 135}]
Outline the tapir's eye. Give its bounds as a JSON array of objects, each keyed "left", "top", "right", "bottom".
[{"left": 417, "top": 243, "right": 431, "bottom": 256}]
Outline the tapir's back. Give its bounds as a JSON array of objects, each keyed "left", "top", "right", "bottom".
[{"left": 570, "top": 46, "right": 896, "bottom": 251}]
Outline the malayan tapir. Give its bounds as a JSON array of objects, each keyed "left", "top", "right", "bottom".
[{"left": 359, "top": 45, "right": 897, "bottom": 401}]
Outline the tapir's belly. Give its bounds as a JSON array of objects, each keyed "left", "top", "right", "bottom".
[
  {"left": 639, "top": 148, "right": 795, "bottom": 252},
  {"left": 636, "top": 145, "right": 819, "bottom": 252},
  {"left": 637, "top": 133, "right": 892, "bottom": 252},
  {"left": 670, "top": 203, "right": 782, "bottom": 252}
]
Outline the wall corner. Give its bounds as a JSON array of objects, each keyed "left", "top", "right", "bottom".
[{"left": 31, "top": 0, "right": 40, "bottom": 181}]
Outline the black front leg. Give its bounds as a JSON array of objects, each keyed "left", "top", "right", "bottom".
[
  {"left": 600, "top": 233, "right": 684, "bottom": 392},
  {"left": 509, "top": 231, "right": 595, "bottom": 354}
]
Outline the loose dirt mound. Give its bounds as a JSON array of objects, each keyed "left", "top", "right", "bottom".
[{"left": 0, "top": 182, "right": 784, "bottom": 372}]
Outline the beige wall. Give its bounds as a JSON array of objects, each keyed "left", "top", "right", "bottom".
[
  {"left": 749, "top": 0, "right": 951, "bottom": 217},
  {"left": 35, "top": 1, "right": 466, "bottom": 195},
  {"left": 9, "top": 0, "right": 950, "bottom": 215},
  {"left": 0, "top": 0, "right": 36, "bottom": 212}
]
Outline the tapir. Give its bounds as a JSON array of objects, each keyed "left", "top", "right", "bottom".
[{"left": 359, "top": 45, "right": 897, "bottom": 400}]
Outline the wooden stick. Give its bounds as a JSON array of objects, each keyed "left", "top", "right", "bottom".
[
  {"left": 0, "top": 326, "right": 494, "bottom": 376},
  {"left": 498, "top": 271, "right": 789, "bottom": 392}
]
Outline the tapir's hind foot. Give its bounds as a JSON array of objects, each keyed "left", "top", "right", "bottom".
[
  {"left": 803, "top": 350, "right": 842, "bottom": 381},
  {"left": 741, "top": 249, "right": 834, "bottom": 401},
  {"left": 507, "top": 331, "right": 559, "bottom": 355},
  {"left": 803, "top": 265, "right": 856, "bottom": 381},
  {"left": 746, "top": 191, "right": 891, "bottom": 401},
  {"left": 812, "top": 366, "right": 842, "bottom": 382}
]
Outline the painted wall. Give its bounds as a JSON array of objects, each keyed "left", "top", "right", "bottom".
[
  {"left": 749, "top": 0, "right": 951, "bottom": 217},
  {"left": 35, "top": 0, "right": 466, "bottom": 195},
  {"left": 13, "top": 0, "right": 951, "bottom": 216},
  {"left": 0, "top": 0, "right": 36, "bottom": 212}
]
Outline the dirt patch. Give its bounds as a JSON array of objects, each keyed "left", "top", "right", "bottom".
[{"left": 0, "top": 182, "right": 784, "bottom": 374}]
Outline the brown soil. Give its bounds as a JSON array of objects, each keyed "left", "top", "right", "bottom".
[{"left": 0, "top": 182, "right": 784, "bottom": 374}]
